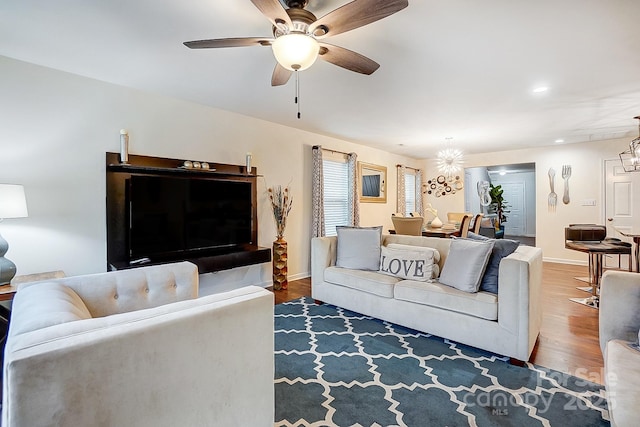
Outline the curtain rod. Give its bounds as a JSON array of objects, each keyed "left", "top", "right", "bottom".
[
  {"left": 396, "top": 164, "right": 421, "bottom": 171},
  {"left": 313, "top": 145, "right": 350, "bottom": 156}
]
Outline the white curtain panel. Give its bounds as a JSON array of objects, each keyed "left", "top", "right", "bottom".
[{"left": 312, "top": 146, "right": 325, "bottom": 237}]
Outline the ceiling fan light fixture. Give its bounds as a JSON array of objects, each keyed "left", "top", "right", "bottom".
[{"left": 272, "top": 33, "right": 319, "bottom": 71}]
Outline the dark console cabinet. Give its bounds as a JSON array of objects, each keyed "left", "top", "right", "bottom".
[{"left": 106, "top": 152, "right": 271, "bottom": 273}]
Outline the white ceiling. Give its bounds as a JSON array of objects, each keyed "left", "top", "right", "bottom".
[{"left": 1, "top": 0, "right": 639, "bottom": 158}]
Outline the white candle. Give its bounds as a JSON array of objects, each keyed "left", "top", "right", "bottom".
[{"left": 120, "top": 129, "right": 129, "bottom": 164}]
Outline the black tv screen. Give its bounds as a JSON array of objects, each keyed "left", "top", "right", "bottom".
[{"left": 128, "top": 175, "right": 252, "bottom": 259}]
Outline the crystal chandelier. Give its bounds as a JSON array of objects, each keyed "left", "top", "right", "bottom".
[
  {"left": 619, "top": 116, "right": 640, "bottom": 172},
  {"left": 436, "top": 138, "right": 464, "bottom": 176}
]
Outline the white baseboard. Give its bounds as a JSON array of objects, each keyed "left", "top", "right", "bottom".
[
  {"left": 257, "top": 271, "right": 310, "bottom": 288},
  {"left": 543, "top": 257, "right": 588, "bottom": 266}
]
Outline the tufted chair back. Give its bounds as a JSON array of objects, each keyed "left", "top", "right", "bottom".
[{"left": 17, "top": 261, "right": 198, "bottom": 318}]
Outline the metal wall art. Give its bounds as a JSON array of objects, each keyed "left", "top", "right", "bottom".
[{"left": 423, "top": 175, "right": 463, "bottom": 197}]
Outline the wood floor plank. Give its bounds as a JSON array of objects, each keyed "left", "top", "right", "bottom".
[{"left": 270, "top": 261, "right": 606, "bottom": 385}]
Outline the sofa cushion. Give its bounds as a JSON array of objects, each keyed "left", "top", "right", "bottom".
[
  {"left": 604, "top": 339, "right": 640, "bottom": 427},
  {"left": 324, "top": 266, "right": 397, "bottom": 298},
  {"left": 467, "top": 232, "right": 520, "bottom": 294},
  {"left": 387, "top": 243, "right": 441, "bottom": 275},
  {"left": 379, "top": 245, "right": 439, "bottom": 281},
  {"left": 439, "top": 238, "right": 494, "bottom": 293},
  {"left": 394, "top": 280, "right": 498, "bottom": 320},
  {"left": 10, "top": 282, "right": 93, "bottom": 337},
  {"left": 336, "top": 226, "right": 382, "bottom": 271}
]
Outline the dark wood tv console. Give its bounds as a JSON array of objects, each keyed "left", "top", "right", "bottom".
[{"left": 105, "top": 152, "right": 271, "bottom": 273}]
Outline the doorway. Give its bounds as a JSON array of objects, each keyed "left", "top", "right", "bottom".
[
  {"left": 464, "top": 163, "right": 536, "bottom": 242},
  {"left": 604, "top": 158, "right": 639, "bottom": 269}
]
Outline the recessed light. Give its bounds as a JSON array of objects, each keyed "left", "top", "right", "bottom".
[
  {"left": 533, "top": 86, "right": 549, "bottom": 93},
  {"left": 499, "top": 171, "right": 507, "bottom": 176},
  {"left": 555, "top": 139, "right": 564, "bottom": 143}
]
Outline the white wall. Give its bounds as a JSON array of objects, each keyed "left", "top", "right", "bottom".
[
  {"left": 422, "top": 139, "right": 631, "bottom": 264},
  {"left": 0, "top": 56, "right": 420, "bottom": 284}
]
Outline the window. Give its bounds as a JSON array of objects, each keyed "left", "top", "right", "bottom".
[
  {"left": 405, "top": 172, "right": 416, "bottom": 214},
  {"left": 323, "top": 158, "right": 349, "bottom": 236}
]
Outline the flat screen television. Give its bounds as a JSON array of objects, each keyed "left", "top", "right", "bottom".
[{"left": 128, "top": 175, "right": 252, "bottom": 260}]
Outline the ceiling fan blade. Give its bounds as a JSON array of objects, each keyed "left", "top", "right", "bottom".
[
  {"left": 250, "top": 0, "right": 293, "bottom": 28},
  {"left": 184, "top": 37, "right": 273, "bottom": 49},
  {"left": 309, "top": 0, "right": 408, "bottom": 38},
  {"left": 272, "top": 63, "right": 293, "bottom": 86},
  {"left": 318, "top": 43, "right": 380, "bottom": 75}
]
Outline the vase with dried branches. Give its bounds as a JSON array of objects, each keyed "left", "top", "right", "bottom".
[{"left": 268, "top": 185, "right": 293, "bottom": 290}]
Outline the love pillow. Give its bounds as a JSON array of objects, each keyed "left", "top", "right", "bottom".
[{"left": 379, "top": 245, "right": 439, "bottom": 282}]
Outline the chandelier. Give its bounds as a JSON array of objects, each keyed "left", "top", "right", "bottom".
[
  {"left": 436, "top": 138, "right": 464, "bottom": 176},
  {"left": 619, "top": 116, "right": 640, "bottom": 172}
]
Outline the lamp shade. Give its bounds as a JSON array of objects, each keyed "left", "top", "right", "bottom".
[
  {"left": 0, "top": 184, "right": 28, "bottom": 219},
  {"left": 272, "top": 33, "right": 320, "bottom": 71}
]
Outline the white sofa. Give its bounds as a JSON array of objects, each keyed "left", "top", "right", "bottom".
[
  {"left": 3, "top": 261, "right": 274, "bottom": 427},
  {"left": 311, "top": 234, "right": 543, "bottom": 361},
  {"left": 599, "top": 270, "right": 640, "bottom": 427}
]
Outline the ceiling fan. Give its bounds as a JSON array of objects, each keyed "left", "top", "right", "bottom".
[{"left": 184, "top": 0, "right": 409, "bottom": 86}]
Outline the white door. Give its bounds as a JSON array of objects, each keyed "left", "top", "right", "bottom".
[
  {"left": 604, "top": 159, "right": 639, "bottom": 268},
  {"left": 501, "top": 182, "right": 526, "bottom": 236}
]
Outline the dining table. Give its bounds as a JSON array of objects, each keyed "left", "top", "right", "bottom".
[
  {"left": 389, "top": 225, "right": 459, "bottom": 238},
  {"left": 614, "top": 226, "right": 640, "bottom": 272}
]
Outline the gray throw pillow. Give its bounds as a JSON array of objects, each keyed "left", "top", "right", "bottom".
[
  {"left": 467, "top": 232, "right": 520, "bottom": 294},
  {"left": 336, "top": 226, "right": 382, "bottom": 270},
  {"left": 439, "top": 238, "right": 494, "bottom": 293}
]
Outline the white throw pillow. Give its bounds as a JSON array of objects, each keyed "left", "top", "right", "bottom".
[
  {"left": 335, "top": 226, "right": 382, "bottom": 271},
  {"left": 439, "top": 238, "right": 495, "bottom": 293},
  {"left": 379, "top": 245, "right": 438, "bottom": 281},
  {"left": 386, "top": 243, "right": 441, "bottom": 263}
]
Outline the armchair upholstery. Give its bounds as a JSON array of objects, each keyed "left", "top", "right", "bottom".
[{"left": 3, "top": 262, "right": 274, "bottom": 427}]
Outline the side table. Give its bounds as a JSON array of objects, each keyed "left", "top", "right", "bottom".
[{"left": 0, "top": 270, "right": 66, "bottom": 302}]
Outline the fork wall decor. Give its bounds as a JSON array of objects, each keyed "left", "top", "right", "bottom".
[{"left": 562, "top": 164, "right": 571, "bottom": 204}]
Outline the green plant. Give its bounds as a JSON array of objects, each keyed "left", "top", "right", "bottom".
[{"left": 489, "top": 184, "right": 510, "bottom": 227}]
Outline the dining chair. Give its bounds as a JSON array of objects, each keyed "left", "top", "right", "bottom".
[
  {"left": 447, "top": 212, "right": 472, "bottom": 224},
  {"left": 452, "top": 214, "right": 472, "bottom": 238},
  {"left": 472, "top": 213, "right": 484, "bottom": 234},
  {"left": 392, "top": 216, "right": 424, "bottom": 236}
]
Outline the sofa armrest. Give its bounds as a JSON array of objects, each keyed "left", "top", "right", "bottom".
[
  {"left": 311, "top": 236, "right": 337, "bottom": 288},
  {"left": 599, "top": 270, "right": 640, "bottom": 355},
  {"left": 17, "top": 261, "right": 199, "bottom": 318},
  {"left": 497, "top": 245, "right": 543, "bottom": 357}
]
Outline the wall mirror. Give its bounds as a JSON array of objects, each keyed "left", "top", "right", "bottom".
[{"left": 358, "top": 162, "right": 387, "bottom": 203}]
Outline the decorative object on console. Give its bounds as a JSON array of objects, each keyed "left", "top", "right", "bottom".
[
  {"left": 619, "top": 115, "right": 640, "bottom": 172},
  {"left": 268, "top": 185, "right": 293, "bottom": 290},
  {"left": 0, "top": 184, "right": 28, "bottom": 285},
  {"left": 245, "top": 152, "right": 252, "bottom": 175},
  {"left": 119, "top": 129, "right": 129, "bottom": 164}
]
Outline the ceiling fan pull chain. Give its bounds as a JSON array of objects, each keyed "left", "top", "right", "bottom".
[{"left": 295, "top": 70, "right": 301, "bottom": 119}]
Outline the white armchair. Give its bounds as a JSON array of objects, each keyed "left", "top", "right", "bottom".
[{"left": 3, "top": 261, "right": 274, "bottom": 427}]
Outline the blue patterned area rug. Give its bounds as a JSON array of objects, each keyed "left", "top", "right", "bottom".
[{"left": 274, "top": 297, "right": 609, "bottom": 427}]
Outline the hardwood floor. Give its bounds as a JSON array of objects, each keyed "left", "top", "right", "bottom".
[{"left": 270, "top": 261, "right": 606, "bottom": 385}]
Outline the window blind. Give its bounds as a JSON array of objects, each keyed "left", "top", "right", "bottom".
[
  {"left": 405, "top": 172, "right": 416, "bottom": 214},
  {"left": 323, "top": 159, "right": 349, "bottom": 236}
]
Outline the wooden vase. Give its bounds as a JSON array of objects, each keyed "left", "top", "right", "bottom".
[{"left": 273, "top": 238, "right": 288, "bottom": 290}]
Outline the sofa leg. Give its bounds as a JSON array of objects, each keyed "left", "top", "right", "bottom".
[
  {"left": 509, "top": 358, "right": 526, "bottom": 367},
  {"left": 314, "top": 299, "right": 324, "bottom": 305}
]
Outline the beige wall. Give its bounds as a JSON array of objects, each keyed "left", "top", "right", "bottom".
[
  {"left": 0, "top": 55, "right": 419, "bottom": 285},
  {"left": 422, "top": 139, "right": 631, "bottom": 264}
]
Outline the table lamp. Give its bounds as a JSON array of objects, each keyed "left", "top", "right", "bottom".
[{"left": 0, "top": 184, "right": 28, "bottom": 285}]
